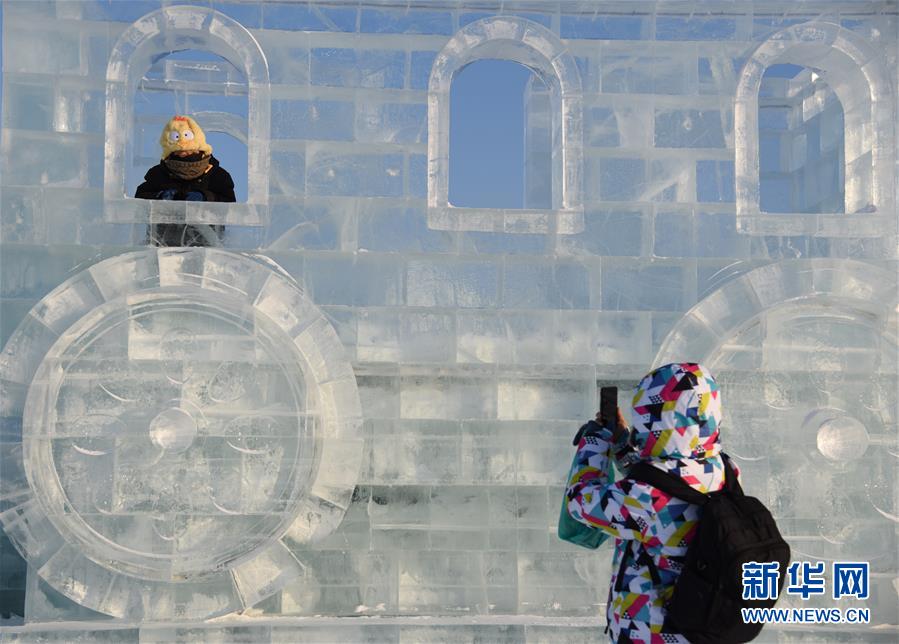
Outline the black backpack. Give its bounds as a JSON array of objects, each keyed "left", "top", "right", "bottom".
[{"left": 624, "top": 455, "right": 791, "bottom": 644}]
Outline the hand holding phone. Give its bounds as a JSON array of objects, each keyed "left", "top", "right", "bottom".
[
  {"left": 599, "top": 387, "right": 617, "bottom": 429},
  {"left": 597, "top": 386, "right": 629, "bottom": 443},
  {"left": 572, "top": 387, "right": 627, "bottom": 446}
]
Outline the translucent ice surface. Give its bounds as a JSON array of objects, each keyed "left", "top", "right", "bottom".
[
  {"left": 1, "top": 249, "right": 362, "bottom": 619},
  {"left": 0, "top": 1, "right": 897, "bottom": 642}
]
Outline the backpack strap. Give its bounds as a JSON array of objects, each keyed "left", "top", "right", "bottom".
[
  {"left": 720, "top": 453, "right": 744, "bottom": 495},
  {"left": 627, "top": 462, "right": 709, "bottom": 505},
  {"left": 614, "top": 544, "right": 631, "bottom": 592},
  {"left": 627, "top": 453, "right": 743, "bottom": 502},
  {"left": 621, "top": 462, "right": 706, "bottom": 591},
  {"left": 621, "top": 455, "right": 742, "bottom": 593},
  {"left": 614, "top": 541, "right": 662, "bottom": 592}
]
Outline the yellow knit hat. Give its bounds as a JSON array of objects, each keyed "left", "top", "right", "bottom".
[{"left": 159, "top": 115, "right": 212, "bottom": 160}]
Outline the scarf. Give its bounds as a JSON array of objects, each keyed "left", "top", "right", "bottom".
[{"left": 164, "top": 152, "right": 211, "bottom": 180}]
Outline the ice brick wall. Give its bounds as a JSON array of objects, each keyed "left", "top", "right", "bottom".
[{"left": 1, "top": 1, "right": 897, "bottom": 641}]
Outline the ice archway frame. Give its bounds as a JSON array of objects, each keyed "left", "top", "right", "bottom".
[
  {"left": 427, "top": 16, "right": 584, "bottom": 235},
  {"left": 103, "top": 5, "right": 270, "bottom": 226},
  {"left": 734, "top": 21, "right": 895, "bottom": 236}
]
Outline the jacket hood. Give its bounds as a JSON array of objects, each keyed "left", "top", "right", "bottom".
[{"left": 629, "top": 362, "right": 722, "bottom": 460}]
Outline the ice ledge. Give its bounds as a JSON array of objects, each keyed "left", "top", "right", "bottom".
[
  {"left": 736, "top": 212, "right": 896, "bottom": 237},
  {"left": 1, "top": 615, "right": 894, "bottom": 634},
  {"left": 427, "top": 206, "right": 585, "bottom": 235},
  {"left": 104, "top": 198, "right": 269, "bottom": 226}
]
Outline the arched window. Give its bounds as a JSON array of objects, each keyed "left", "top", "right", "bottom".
[
  {"left": 758, "top": 64, "right": 845, "bottom": 214},
  {"left": 735, "top": 22, "right": 894, "bottom": 236},
  {"left": 449, "top": 59, "right": 551, "bottom": 210},
  {"left": 104, "top": 6, "right": 269, "bottom": 226},
  {"left": 131, "top": 49, "right": 249, "bottom": 201},
  {"left": 428, "top": 17, "right": 583, "bottom": 235}
]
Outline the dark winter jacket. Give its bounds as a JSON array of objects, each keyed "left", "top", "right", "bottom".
[{"left": 134, "top": 155, "right": 236, "bottom": 202}]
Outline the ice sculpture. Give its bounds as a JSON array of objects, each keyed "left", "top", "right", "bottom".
[
  {"left": 0, "top": 1, "right": 896, "bottom": 641},
  {"left": 0, "top": 249, "right": 362, "bottom": 620},
  {"left": 104, "top": 5, "right": 271, "bottom": 226},
  {"left": 656, "top": 259, "right": 897, "bottom": 536}
]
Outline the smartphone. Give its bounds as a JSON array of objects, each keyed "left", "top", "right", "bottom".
[{"left": 600, "top": 386, "right": 618, "bottom": 429}]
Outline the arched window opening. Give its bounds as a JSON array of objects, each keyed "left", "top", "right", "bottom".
[
  {"left": 104, "top": 6, "right": 270, "bottom": 226},
  {"left": 758, "top": 64, "right": 845, "bottom": 214},
  {"left": 427, "top": 16, "right": 583, "bottom": 235},
  {"left": 734, "top": 21, "right": 894, "bottom": 236},
  {"left": 131, "top": 49, "right": 249, "bottom": 202},
  {"left": 448, "top": 59, "right": 550, "bottom": 210}
]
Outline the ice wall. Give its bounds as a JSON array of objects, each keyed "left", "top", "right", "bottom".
[{"left": 1, "top": 1, "right": 897, "bottom": 642}]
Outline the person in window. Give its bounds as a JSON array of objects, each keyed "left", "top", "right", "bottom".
[
  {"left": 135, "top": 115, "right": 235, "bottom": 246},
  {"left": 564, "top": 363, "right": 740, "bottom": 643}
]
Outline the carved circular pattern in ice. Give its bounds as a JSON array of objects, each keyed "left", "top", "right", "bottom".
[
  {"left": 0, "top": 249, "right": 362, "bottom": 620},
  {"left": 815, "top": 414, "right": 869, "bottom": 462},
  {"left": 148, "top": 407, "right": 198, "bottom": 452},
  {"left": 654, "top": 259, "right": 897, "bottom": 561}
]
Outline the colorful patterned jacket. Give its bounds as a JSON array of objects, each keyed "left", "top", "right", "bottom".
[{"left": 565, "top": 363, "right": 740, "bottom": 644}]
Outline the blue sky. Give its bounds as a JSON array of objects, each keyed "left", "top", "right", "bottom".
[{"left": 449, "top": 59, "right": 536, "bottom": 208}]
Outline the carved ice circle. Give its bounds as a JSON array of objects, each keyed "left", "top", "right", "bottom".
[
  {"left": 0, "top": 249, "right": 362, "bottom": 619},
  {"left": 653, "top": 259, "right": 897, "bottom": 561}
]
